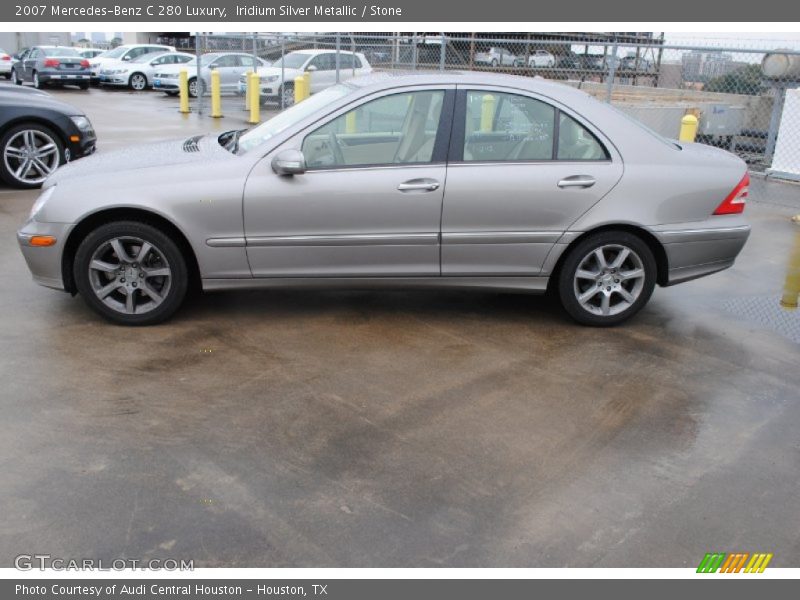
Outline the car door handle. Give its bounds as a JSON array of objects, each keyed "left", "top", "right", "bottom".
[
  {"left": 558, "top": 176, "right": 596, "bottom": 189},
  {"left": 397, "top": 179, "right": 440, "bottom": 192}
]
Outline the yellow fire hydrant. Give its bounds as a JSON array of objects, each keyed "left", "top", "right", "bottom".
[{"left": 679, "top": 114, "right": 699, "bottom": 142}]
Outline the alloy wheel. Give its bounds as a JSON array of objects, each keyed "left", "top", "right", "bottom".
[
  {"left": 281, "top": 85, "right": 295, "bottom": 108},
  {"left": 572, "top": 244, "right": 646, "bottom": 317},
  {"left": 130, "top": 73, "right": 146, "bottom": 90},
  {"left": 87, "top": 236, "right": 172, "bottom": 316},
  {"left": 3, "top": 129, "right": 60, "bottom": 185}
]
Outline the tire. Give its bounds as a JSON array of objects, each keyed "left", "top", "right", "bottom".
[
  {"left": 557, "top": 231, "right": 657, "bottom": 327},
  {"left": 490, "top": 58, "right": 499, "bottom": 67},
  {"left": 280, "top": 83, "right": 294, "bottom": 108},
  {"left": 2, "top": 73, "right": 9, "bottom": 80},
  {"left": 188, "top": 77, "right": 204, "bottom": 98},
  {"left": 79, "top": 82, "right": 89, "bottom": 90},
  {"left": 0, "top": 123, "right": 64, "bottom": 188},
  {"left": 129, "top": 72, "right": 147, "bottom": 91},
  {"left": 165, "top": 91, "right": 179, "bottom": 97},
  {"left": 11, "top": 69, "right": 21, "bottom": 85},
  {"left": 73, "top": 221, "right": 189, "bottom": 326},
  {"left": 32, "top": 71, "right": 42, "bottom": 89}
]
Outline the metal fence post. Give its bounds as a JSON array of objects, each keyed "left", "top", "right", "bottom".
[
  {"left": 411, "top": 33, "right": 417, "bottom": 70},
  {"left": 605, "top": 42, "right": 618, "bottom": 103},
  {"left": 280, "top": 35, "right": 286, "bottom": 110},
  {"left": 440, "top": 34, "right": 446, "bottom": 71},
  {"left": 335, "top": 32, "right": 341, "bottom": 83},
  {"left": 195, "top": 32, "right": 202, "bottom": 115}
]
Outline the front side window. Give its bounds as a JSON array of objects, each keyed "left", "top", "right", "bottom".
[
  {"left": 463, "top": 91, "right": 555, "bottom": 161},
  {"left": 302, "top": 90, "right": 445, "bottom": 169}
]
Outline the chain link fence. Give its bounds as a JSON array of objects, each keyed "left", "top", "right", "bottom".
[{"left": 157, "top": 32, "right": 800, "bottom": 185}]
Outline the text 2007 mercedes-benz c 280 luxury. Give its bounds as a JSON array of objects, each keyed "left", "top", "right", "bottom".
[{"left": 17, "top": 72, "right": 750, "bottom": 326}]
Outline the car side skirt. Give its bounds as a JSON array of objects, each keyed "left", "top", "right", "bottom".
[{"left": 201, "top": 276, "right": 549, "bottom": 294}]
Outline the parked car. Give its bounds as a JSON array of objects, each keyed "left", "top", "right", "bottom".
[
  {"left": 10, "top": 46, "right": 91, "bottom": 90},
  {"left": 620, "top": 56, "right": 653, "bottom": 72},
  {"left": 153, "top": 52, "right": 268, "bottom": 98},
  {"left": 0, "top": 88, "right": 95, "bottom": 188},
  {"left": 240, "top": 49, "right": 371, "bottom": 107},
  {"left": 98, "top": 51, "right": 194, "bottom": 90},
  {"left": 515, "top": 50, "right": 556, "bottom": 68},
  {"left": 90, "top": 44, "right": 175, "bottom": 82},
  {"left": 474, "top": 47, "right": 517, "bottom": 67},
  {"left": 76, "top": 48, "right": 105, "bottom": 60},
  {"left": 0, "top": 47, "right": 12, "bottom": 79},
  {"left": 556, "top": 54, "right": 582, "bottom": 69},
  {"left": 361, "top": 46, "right": 391, "bottom": 64},
  {"left": 17, "top": 72, "right": 750, "bottom": 326}
]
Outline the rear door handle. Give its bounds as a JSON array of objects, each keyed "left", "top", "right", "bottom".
[
  {"left": 398, "top": 179, "right": 440, "bottom": 192},
  {"left": 558, "top": 176, "right": 596, "bottom": 189}
]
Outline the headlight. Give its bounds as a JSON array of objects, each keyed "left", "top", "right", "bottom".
[
  {"left": 260, "top": 75, "right": 279, "bottom": 83},
  {"left": 29, "top": 186, "right": 55, "bottom": 220},
  {"left": 70, "top": 116, "right": 93, "bottom": 131},
  {"left": 109, "top": 68, "right": 127, "bottom": 75}
]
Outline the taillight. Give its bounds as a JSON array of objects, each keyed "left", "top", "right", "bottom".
[
  {"left": 713, "top": 172, "right": 749, "bottom": 215},
  {"left": 80, "top": 59, "right": 90, "bottom": 68},
  {"left": 43, "top": 58, "right": 60, "bottom": 68},
  {"left": 1, "top": 55, "right": 10, "bottom": 61}
]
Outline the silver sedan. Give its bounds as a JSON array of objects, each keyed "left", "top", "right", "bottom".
[{"left": 17, "top": 72, "right": 750, "bottom": 326}]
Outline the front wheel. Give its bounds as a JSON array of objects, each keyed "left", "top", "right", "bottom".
[
  {"left": 129, "top": 72, "right": 147, "bottom": 91},
  {"left": 74, "top": 221, "right": 189, "bottom": 325},
  {"left": 188, "top": 77, "right": 204, "bottom": 98},
  {"left": 11, "top": 69, "right": 21, "bottom": 85},
  {"left": 0, "top": 123, "right": 63, "bottom": 188},
  {"left": 557, "top": 231, "right": 656, "bottom": 326},
  {"left": 280, "top": 84, "right": 294, "bottom": 107}
]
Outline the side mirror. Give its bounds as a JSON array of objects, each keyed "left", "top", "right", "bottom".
[
  {"left": 306, "top": 65, "right": 317, "bottom": 72},
  {"left": 271, "top": 149, "right": 306, "bottom": 176},
  {"left": 122, "top": 55, "right": 131, "bottom": 61}
]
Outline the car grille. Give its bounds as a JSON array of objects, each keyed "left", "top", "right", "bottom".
[{"left": 182, "top": 135, "right": 203, "bottom": 153}]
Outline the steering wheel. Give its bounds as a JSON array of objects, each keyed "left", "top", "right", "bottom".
[{"left": 328, "top": 131, "right": 345, "bottom": 166}]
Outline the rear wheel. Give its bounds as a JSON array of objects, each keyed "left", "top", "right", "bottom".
[
  {"left": 11, "top": 69, "right": 21, "bottom": 85},
  {"left": 280, "top": 83, "right": 294, "bottom": 107},
  {"left": 188, "top": 77, "right": 204, "bottom": 98},
  {"left": 557, "top": 231, "right": 656, "bottom": 326},
  {"left": 32, "top": 71, "right": 42, "bottom": 89},
  {"left": 74, "top": 221, "right": 189, "bottom": 326}
]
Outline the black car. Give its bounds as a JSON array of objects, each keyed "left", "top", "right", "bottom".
[{"left": 0, "top": 87, "right": 96, "bottom": 188}]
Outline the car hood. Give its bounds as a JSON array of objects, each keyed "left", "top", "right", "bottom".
[
  {"left": 0, "top": 90, "right": 84, "bottom": 114},
  {"left": 45, "top": 134, "right": 235, "bottom": 187}
]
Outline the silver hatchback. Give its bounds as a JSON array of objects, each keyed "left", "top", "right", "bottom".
[{"left": 18, "top": 72, "right": 750, "bottom": 326}]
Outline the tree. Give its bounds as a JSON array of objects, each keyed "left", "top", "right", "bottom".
[
  {"left": 705, "top": 64, "right": 764, "bottom": 96},
  {"left": 110, "top": 37, "right": 123, "bottom": 48}
]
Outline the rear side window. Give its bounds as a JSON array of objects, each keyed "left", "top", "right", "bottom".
[
  {"left": 557, "top": 112, "right": 609, "bottom": 160},
  {"left": 463, "top": 91, "right": 555, "bottom": 161}
]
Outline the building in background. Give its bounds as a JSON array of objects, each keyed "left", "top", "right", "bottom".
[{"left": 0, "top": 32, "right": 71, "bottom": 53}]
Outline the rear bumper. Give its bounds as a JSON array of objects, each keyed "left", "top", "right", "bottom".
[
  {"left": 39, "top": 70, "right": 90, "bottom": 83},
  {"left": 649, "top": 219, "right": 751, "bottom": 285}
]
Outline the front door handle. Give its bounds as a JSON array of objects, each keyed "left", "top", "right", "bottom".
[
  {"left": 398, "top": 178, "right": 440, "bottom": 192},
  {"left": 558, "top": 176, "right": 596, "bottom": 189}
]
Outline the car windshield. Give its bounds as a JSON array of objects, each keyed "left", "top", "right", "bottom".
[
  {"left": 236, "top": 84, "right": 354, "bottom": 154},
  {"left": 270, "top": 53, "right": 310, "bottom": 69},
  {"left": 44, "top": 47, "right": 80, "bottom": 57},
  {"left": 98, "top": 46, "right": 129, "bottom": 59}
]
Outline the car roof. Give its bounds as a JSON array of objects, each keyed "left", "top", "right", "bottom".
[{"left": 288, "top": 49, "right": 359, "bottom": 56}]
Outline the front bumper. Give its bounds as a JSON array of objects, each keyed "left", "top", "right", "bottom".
[
  {"left": 17, "top": 220, "right": 74, "bottom": 291},
  {"left": 152, "top": 78, "right": 179, "bottom": 90},
  {"left": 98, "top": 73, "right": 129, "bottom": 86},
  {"left": 649, "top": 217, "right": 751, "bottom": 285}
]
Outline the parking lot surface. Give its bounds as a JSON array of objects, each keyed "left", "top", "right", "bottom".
[{"left": 1, "top": 85, "right": 800, "bottom": 567}]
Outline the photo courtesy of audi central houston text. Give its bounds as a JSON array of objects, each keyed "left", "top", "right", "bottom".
[{"left": 1, "top": 23, "right": 800, "bottom": 584}]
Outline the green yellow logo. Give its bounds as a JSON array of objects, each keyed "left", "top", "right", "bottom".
[{"left": 697, "top": 552, "right": 773, "bottom": 573}]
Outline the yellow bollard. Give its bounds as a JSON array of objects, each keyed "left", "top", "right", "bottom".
[
  {"left": 303, "top": 71, "right": 311, "bottom": 99},
  {"left": 210, "top": 69, "right": 222, "bottom": 118},
  {"left": 294, "top": 75, "right": 305, "bottom": 104},
  {"left": 780, "top": 230, "right": 800, "bottom": 309},
  {"left": 345, "top": 111, "right": 357, "bottom": 134},
  {"left": 480, "top": 94, "right": 495, "bottom": 132},
  {"left": 247, "top": 72, "right": 260, "bottom": 124},
  {"left": 679, "top": 114, "right": 699, "bottom": 142},
  {"left": 178, "top": 69, "right": 190, "bottom": 114}
]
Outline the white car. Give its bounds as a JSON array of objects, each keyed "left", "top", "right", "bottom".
[
  {"left": 77, "top": 48, "right": 105, "bottom": 60},
  {"left": 152, "top": 52, "right": 268, "bottom": 98},
  {"left": 98, "top": 51, "right": 194, "bottom": 90},
  {"left": 239, "top": 49, "right": 372, "bottom": 107},
  {"left": 90, "top": 44, "right": 175, "bottom": 82},
  {"left": 0, "top": 47, "right": 12, "bottom": 79},
  {"left": 474, "top": 47, "right": 517, "bottom": 67},
  {"left": 517, "top": 50, "right": 556, "bottom": 68}
]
